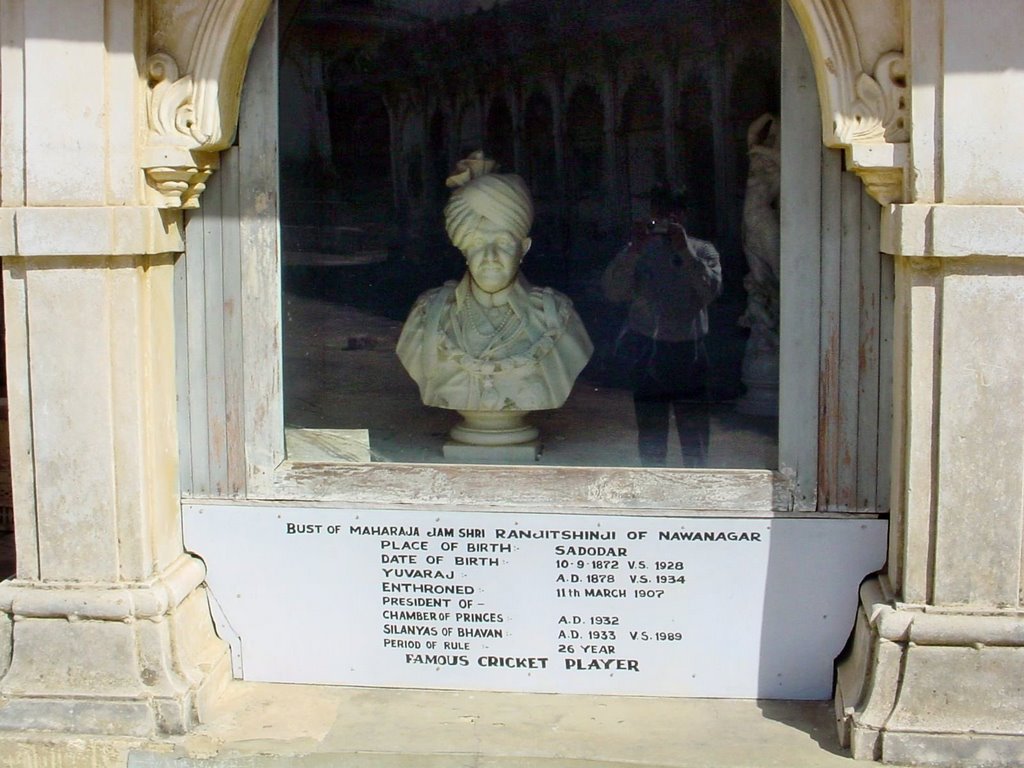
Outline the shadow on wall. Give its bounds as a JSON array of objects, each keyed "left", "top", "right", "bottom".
[{"left": 756, "top": 518, "right": 887, "bottom": 752}]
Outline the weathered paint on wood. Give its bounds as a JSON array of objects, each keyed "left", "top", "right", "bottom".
[
  {"left": 876, "top": 251, "right": 894, "bottom": 513},
  {"left": 177, "top": 8, "right": 280, "bottom": 501},
  {"left": 265, "top": 463, "right": 778, "bottom": 515},
  {"left": 779, "top": 2, "right": 821, "bottom": 511},
  {"left": 180, "top": 151, "right": 245, "bottom": 499},
  {"left": 780, "top": 2, "right": 891, "bottom": 514},
  {"left": 856, "top": 187, "right": 882, "bottom": 511},
  {"left": 220, "top": 147, "right": 246, "bottom": 497},
  {"left": 173, "top": 245, "right": 193, "bottom": 496},
  {"left": 814, "top": 154, "right": 891, "bottom": 513},
  {"left": 816, "top": 145, "right": 843, "bottom": 511},
  {"left": 203, "top": 154, "right": 229, "bottom": 495},
  {"left": 836, "top": 171, "right": 864, "bottom": 508},
  {"left": 239, "top": 4, "right": 285, "bottom": 496},
  {"left": 183, "top": 199, "right": 210, "bottom": 495}
]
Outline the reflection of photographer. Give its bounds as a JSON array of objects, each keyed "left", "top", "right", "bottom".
[{"left": 602, "top": 185, "right": 723, "bottom": 467}]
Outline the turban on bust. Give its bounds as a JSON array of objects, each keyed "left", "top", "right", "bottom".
[{"left": 444, "top": 151, "right": 534, "bottom": 249}]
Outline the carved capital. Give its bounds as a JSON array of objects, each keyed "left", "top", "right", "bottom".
[{"left": 144, "top": 159, "right": 218, "bottom": 211}]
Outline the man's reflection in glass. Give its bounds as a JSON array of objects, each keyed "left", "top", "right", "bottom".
[{"left": 602, "top": 185, "right": 723, "bottom": 467}]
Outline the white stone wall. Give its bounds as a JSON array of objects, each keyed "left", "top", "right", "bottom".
[{"left": 0, "top": 0, "right": 1023, "bottom": 765}]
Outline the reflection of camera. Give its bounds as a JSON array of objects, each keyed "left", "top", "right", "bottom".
[{"left": 646, "top": 218, "right": 670, "bottom": 235}]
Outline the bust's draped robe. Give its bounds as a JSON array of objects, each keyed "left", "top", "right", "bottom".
[{"left": 397, "top": 275, "right": 593, "bottom": 412}]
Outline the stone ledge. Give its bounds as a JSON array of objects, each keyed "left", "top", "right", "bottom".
[
  {"left": 0, "top": 681, "right": 900, "bottom": 767},
  {"left": 0, "top": 206, "right": 184, "bottom": 258},
  {"left": 860, "top": 580, "right": 1024, "bottom": 646},
  {"left": 0, "top": 553, "right": 206, "bottom": 620},
  {"left": 882, "top": 204, "right": 1024, "bottom": 258}
]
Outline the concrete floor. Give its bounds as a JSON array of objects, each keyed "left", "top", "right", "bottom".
[{"left": 0, "top": 680, "right": 907, "bottom": 767}]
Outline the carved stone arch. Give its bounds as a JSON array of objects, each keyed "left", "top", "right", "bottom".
[
  {"left": 614, "top": 59, "right": 662, "bottom": 133},
  {"left": 675, "top": 59, "right": 712, "bottom": 100},
  {"left": 481, "top": 82, "right": 520, "bottom": 134},
  {"left": 564, "top": 74, "right": 604, "bottom": 134},
  {"left": 143, "top": 0, "right": 908, "bottom": 211},
  {"left": 565, "top": 81, "right": 604, "bottom": 123},
  {"left": 564, "top": 77, "right": 606, "bottom": 204},
  {"left": 452, "top": 91, "right": 481, "bottom": 156},
  {"left": 565, "top": 70, "right": 603, "bottom": 104},
  {"left": 518, "top": 76, "right": 556, "bottom": 120},
  {"left": 426, "top": 88, "right": 455, "bottom": 132},
  {"left": 785, "top": 0, "right": 908, "bottom": 203},
  {"left": 618, "top": 67, "right": 663, "bottom": 135},
  {"left": 564, "top": 70, "right": 606, "bottom": 126},
  {"left": 482, "top": 91, "right": 515, "bottom": 170}
]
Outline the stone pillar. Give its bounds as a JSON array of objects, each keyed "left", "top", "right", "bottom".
[
  {"left": 834, "top": 4, "right": 1024, "bottom": 764},
  {"left": 509, "top": 86, "right": 526, "bottom": 179},
  {"left": 548, "top": 78, "right": 569, "bottom": 250},
  {"left": 660, "top": 66, "right": 679, "bottom": 190},
  {"left": 384, "top": 94, "right": 407, "bottom": 215},
  {"left": 836, "top": 206, "right": 1024, "bottom": 765},
  {"left": 0, "top": 0, "right": 229, "bottom": 736},
  {"left": 600, "top": 75, "right": 621, "bottom": 233},
  {"left": 707, "top": 54, "right": 734, "bottom": 255},
  {"left": 446, "top": 97, "right": 461, "bottom": 174}
]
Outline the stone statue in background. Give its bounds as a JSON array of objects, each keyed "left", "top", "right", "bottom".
[
  {"left": 738, "top": 113, "right": 781, "bottom": 417},
  {"left": 397, "top": 151, "right": 593, "bottom": 454}
]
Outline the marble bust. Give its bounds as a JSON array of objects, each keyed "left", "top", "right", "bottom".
[{"left": 396, "top": 152, "right": 593, "bottom": 448}]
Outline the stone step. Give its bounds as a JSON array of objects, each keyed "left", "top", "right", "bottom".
[{"left": 1, "top": 681, "right": 906, "bottom": 767}]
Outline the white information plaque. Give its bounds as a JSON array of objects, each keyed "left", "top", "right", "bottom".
[{"left": 183, "top": 505, "right": 885, "bottom": 699}]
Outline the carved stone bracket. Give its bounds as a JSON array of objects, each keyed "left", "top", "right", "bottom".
[
  {"left": 845, "top": 141, "right": 908, "bottom": 206},
  {"left": 144, "top": 52, "right": 219, "bottom": 209},
  {"left": 145, "top": 160, "right": 217, "bottom": 210},
  {"left": 788, "top": 0, "right": 909, "bottom": 204},
  {"left": 143, "top": 0, "right": 272, "bottom": 210},
  {"left": 833, "top": 51, "right": 908, "bottom": 146}
]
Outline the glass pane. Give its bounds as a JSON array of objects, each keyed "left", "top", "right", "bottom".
[{"left": 280, "top": 0, "right": 781, "bottom": 468}]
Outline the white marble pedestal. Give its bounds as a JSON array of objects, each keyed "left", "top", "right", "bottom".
[{"left": 444, "top": 410, "right": 541, "bottom": 461}]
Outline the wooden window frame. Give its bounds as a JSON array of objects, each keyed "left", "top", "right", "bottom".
[{"left": 175, "top": 4, "right": 890, "bottom": 518}]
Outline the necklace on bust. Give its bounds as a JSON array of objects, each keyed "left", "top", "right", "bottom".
[{"left": 468, "top": 298, "right": 516, "bottom": 338}]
